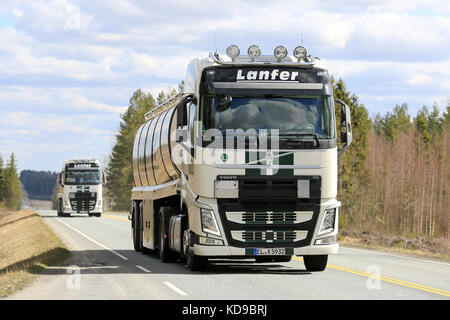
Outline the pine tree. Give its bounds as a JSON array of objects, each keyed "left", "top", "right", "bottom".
[
  {"left": 4, "top": 153, "right": 22, "bottom": 210},
  {"left": 106, "top": 89, "right": 156, "bottom": 210}
]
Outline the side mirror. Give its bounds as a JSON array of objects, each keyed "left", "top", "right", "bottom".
[
  {"left": 176, "top": 95, "right": 196, "bottom": 128},
  {"left": 102, "top": 171, "right": 107, "bottom": 185},
  {"left": 335, "top": 99, "right": 353, "bottom": 156}
]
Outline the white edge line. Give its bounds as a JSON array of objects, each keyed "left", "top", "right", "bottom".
[
  {"left": 55, "top": 218, "right": 129, "bottom": 261},
  {"left": 136, "top": 265, "right": 151, "bottom": 273},
  {"left": 342, "top": 246, "right": 450, "bottom": 266},
  {"left": 163, "top": 281, "right": 188, "bottom": 296}
]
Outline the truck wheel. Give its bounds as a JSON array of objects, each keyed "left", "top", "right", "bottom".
[
  {"left": 303, "top": 255, "right": 328, "bottom": 271},
  {"left": 182, "top": 229, "right": 208, "bottom": 271},
  {"left": 94, "top": 212, "right": 101, "bottom": 217},
  {"left": 57, "top": 199, "right": 62, "bottom": 217},
  {"left": 88, "top": 213, "right": 94, "bottom": 217},
  {"left": 158, "top": 207, "right": 177, "bottom": 262},
  {"left": 132, "top": 202, "right": 142, "bottom": 252}
]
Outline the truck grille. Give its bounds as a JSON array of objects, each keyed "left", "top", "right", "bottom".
[
  {"left": 69, "top": 192, "right": 96, "bottom": 212},
  {"left": 217, "top": 175, "right": 321, "bottom": 248},
  {"left": 226, "top": 211, "right": 313, "bottom": 225},
  {"left": 231, "top": 230, "right": 308, "bottom": 243}
]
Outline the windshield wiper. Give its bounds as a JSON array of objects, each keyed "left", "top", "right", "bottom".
[{"left": 277, "top": 133, "right": 321, "bottom": 147}]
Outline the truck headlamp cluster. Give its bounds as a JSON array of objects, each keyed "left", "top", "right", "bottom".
[
  {"left": 200, "top": 208, "right": 221, "bottom": 236},
  {"left": 224, "top": 44, "right": 310, "bottom": 62},
  {"left": 318, "top": 208, "right": 336, "bottom": 235},
  {"left": 274, "top": 45, "right": 288, "bottom": 61}
]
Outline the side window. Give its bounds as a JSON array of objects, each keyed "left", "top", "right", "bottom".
[{"left": 189, "top": 102, "right": 197, "bottom": 145}]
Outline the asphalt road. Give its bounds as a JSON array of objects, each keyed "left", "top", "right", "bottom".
[{"left": 8, "top": 210, "right": 450, "bottom": 300}]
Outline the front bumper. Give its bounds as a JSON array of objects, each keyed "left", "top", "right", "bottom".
[{"left": 193, "top": 242, "right": 339, "bottom": 257}]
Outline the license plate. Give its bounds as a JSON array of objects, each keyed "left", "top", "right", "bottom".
[{"left": 254, "top": 248, "right": 286, "bottom": 256}]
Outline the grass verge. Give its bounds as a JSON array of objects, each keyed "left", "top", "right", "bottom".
[
  {"left": 339, "top": 231, "right": 450, "bottom": 262},
  {"left": 0, "top": 207, "right": 70, "bottom": 298}
]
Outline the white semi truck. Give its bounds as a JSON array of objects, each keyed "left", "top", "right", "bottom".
[
  {"left": 56, "top": 159, "right": 105, "bottom": 217},
  {"left": 130, "top": 45, "right": 352, "bottom": 271}
]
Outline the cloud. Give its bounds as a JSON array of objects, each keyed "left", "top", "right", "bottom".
[{"left": 0, "top": 0, "right": 449, "bottom": 171}]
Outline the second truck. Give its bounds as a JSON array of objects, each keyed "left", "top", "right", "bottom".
[
  {"left": 56, "top": 159, "right": 105, "bottom": 217},
  {"left": 130, "top": 44, "right": 353, "bottom": 271}
]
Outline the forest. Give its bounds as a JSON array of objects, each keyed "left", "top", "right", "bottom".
[
  {"left": 19, "top": 170, "right": 58, "bottom": 201},
  {"left": 105, "top": 79, "right": 449, "bottom": 246}
]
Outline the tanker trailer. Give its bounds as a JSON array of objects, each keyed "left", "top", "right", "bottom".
[{"left": 130, "top": 44, "right": 353, "bottom": 271}]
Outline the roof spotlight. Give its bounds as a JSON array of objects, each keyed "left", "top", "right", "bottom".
[
  {"left": 226, "top": 45, "right": 240, "bottom": 60},
  {"left": 274, "top": 45, "right": 288, "bottom": 61},
  {"left": 293, "top": 46, "right": 307, "bottom": 61},
  {"left": 247, "top": 45, "right": 261, "bottom": 60}
]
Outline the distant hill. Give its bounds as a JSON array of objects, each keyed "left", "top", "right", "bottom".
[{"left": 20, "top": 170, "right": 58, "bottom": 201}]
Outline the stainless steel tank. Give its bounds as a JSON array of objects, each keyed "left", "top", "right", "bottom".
[{"left": 132, "top": 107, "right": 180, "bottom": 187}]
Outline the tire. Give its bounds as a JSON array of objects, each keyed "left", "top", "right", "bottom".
[
  {"left": 88, "top": 213, "right": 94, "bottom": 217},
  {"left": 303, "top": 255, "right": 328, "bottom": 271},
  {"left": 182, "top": 229, "right": 208, "bottom": 271},
  {"left": 58, "top": 199, "right": 69, "bottom": 217},
  {"left": 256, "top": 256, "right": 292, "bottom": 263},
  {"left": 57, "top": 199, "right": 62, "bottom": 217},
  {"left": 158, "top": 207, "right": 177, "bottom": 262},
  {"left": 94, "top": 212, "right": 101, "bottom": 217},
  {"left": 132, "top": 202, "right": 142, "bottom": 252}
]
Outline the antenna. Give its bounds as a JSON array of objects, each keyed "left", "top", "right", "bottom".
[
  {"left": 301, "top": 33, "right": 304, "bottom": 46},
  {"left": 214, "top": 35, "right": 217, "bottom": 53}
]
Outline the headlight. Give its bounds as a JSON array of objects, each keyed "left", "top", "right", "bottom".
[
  {"left": 319, "top": 208, "right": 336, "bottom": 235},
  {"left": 68, "top": 193, "right": 75, "bottom": 199},
  {"left": 226, "top": 45, "right": 240, "bottom": 60},
  {"left": 214, "top": 180, "right": 238, "bottom": 198},
  {"left": 274, "top": 45, "right": 287, "bottom": 61},
  {"left": 293, "top": 46, "right": 307, "bottom": 60},
  {"left": 201, "top": 208, "right": 221, "bottom": 236},
  {"left": 247, "top": 45, "right": 261, "bottom": 60}
]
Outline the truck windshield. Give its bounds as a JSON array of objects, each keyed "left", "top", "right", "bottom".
[
  {"left": 201, "top": 96, "right": 335, "bottom": 139},
  {"left": 65, "top": 170, "right": 100, "bottom": 185}
]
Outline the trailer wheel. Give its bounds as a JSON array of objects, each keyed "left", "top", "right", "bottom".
[
  {"left": 132, "top": 201, "right": 142, "bottom": 252},
  {"left": 303, "top": 255, "right": 328, "bottom": 271},
  {"left": 158, "top": 207, "right": 177, "bottom": 262}
]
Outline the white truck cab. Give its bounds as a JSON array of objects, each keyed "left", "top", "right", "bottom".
[{"left": 56, "top": 159, "right": 105, "bottom": 217}]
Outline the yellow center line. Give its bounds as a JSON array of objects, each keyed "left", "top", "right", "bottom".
[
  {"left": 104, "top": 214, "right": 131, "bottom": 223},
  {"left": 292, "top": 256, "right": 450, "bottom": 297}
]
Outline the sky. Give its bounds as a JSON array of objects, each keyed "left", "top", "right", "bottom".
[{"left": 0, "top": 0, "right": 449, "bottom": 172}]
